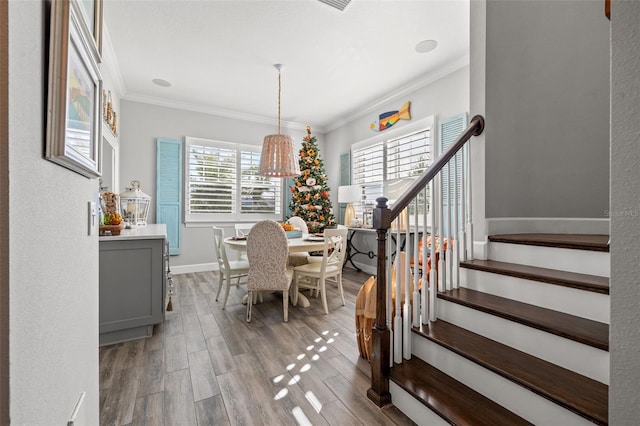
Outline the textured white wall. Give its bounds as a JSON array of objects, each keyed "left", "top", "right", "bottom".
[
  {"left": 9, "top": 2, "right": 99, "bottom": 424},
  {"left": 610, "top": 0, "right": 640, "bottom": 422}
]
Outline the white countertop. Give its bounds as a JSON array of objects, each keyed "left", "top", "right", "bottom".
[{"left": 99, "top": 224, "right": 167, "bottom": 241}]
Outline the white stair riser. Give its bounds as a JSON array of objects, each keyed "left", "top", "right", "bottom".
[
  {"left": 489, "top": 242, "right": 610, "bottom": 277},
  {"left": 389, "top": 381, "right": 450, "bottom": 426},
  {"left": 436, "top": 300, "right": 609, "bottom": 384},
  {"left": 460, "top": 268, "right": 610, "bottom": 323},
  {"left": 411, "top": 336, "right": 598, "bottom": 426}
]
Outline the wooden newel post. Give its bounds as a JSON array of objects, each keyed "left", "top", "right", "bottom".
[{"left": 367, "top": 197, "right": 392, "bottom": 407}]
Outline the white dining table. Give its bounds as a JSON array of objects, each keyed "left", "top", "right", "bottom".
[{"left": 224, "top": 236, "right": 329, "bottom": 308}]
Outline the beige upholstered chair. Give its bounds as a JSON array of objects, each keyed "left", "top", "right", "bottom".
[
  {"left": 246, "top": 220, "right": 294, "bottom": 322},
  {"left": 292, "top": 227, "right": 348, "bottom": 314},
  {"left": 212, "top": 227, "right": 250, "bottom": 309}
]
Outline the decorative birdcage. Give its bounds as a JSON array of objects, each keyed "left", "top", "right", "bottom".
[{"left": 119, "top": 180, "right": 151, "bottom": 227}]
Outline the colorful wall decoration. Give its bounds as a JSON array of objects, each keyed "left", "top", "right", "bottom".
[{"left": 370, "top": 101, "right": 411, "bottom": 132}]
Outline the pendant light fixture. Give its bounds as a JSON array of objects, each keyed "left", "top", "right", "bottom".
[{"left": 259, "top": 64, "right": 300, "bottom": 178}]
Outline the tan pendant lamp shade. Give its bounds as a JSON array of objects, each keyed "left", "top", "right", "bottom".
[{"left": 259, "top": 64, "right": 300, "bottom": 177}]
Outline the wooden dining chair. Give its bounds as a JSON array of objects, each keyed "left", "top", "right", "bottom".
[
  {"left": 286, "top": 216, "right": 311, "bottom": 267},
  {"left": 292, "top": 227, "right": 348, "bottom": 314},
  {"left": 246, "top": 220, "right": 294, "bottom": 322},
  {"left": 234, "top": 222, "right": 256, "bottom": 238},
  {"left": 212, "top": 226, "right": 250, "bottom": 309}
]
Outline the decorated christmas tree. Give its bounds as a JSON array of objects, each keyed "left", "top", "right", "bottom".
[{"left": 289, "top": 126, "right": 335, "bottom": 233}]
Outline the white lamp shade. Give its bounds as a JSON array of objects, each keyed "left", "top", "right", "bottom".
[
  {"left": 338, "top": 185, "right": 361, "bottom": 203},
  {"left": 259, "top": 134, "right": 300, "bottom": 177}
]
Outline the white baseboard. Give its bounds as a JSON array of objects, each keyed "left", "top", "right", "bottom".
[
  {"left": 171, "top": 262, "right": 217, "bottom": 275},
  {"left": 486, "top": 217, "right": 610, "bottom": 235}
]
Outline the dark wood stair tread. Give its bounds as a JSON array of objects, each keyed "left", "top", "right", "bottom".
[
  {"left": 413, "top": 320, "right": 608, "bottom": 425},
  {"left": 390, "top": 356, "right": 533, "bottom": 426},
  {"left": 489, "top": 233, "right": 610, "bottom": 252},
  {"left": 460, "top": 259, "right": 609, "bottom": 294},
  {"left": 438, "top": 288, "right": 609, "bottom": 350}
]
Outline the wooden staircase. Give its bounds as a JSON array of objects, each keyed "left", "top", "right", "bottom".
[{"left": 388, "top": 233, "right": 609, "bottom": 425}]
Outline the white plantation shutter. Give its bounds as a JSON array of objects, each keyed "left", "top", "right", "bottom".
[
  {"left": 386, "top": 129, "right": 431, "bottom": 180},
  {"left": 350, "top": 118, "right": 434, "bottom": 214},
  {"left": 185, "top": 137, "right": 282, "bottom": 223},
  {"left": 352, "top": 141, "right": 383, "bottom": 186},
  {"left": 240, "top": 149, "right": 282, "bottom": 214},
  {"left": 351, "top": 141, "right": 384, "bottom": 214}
]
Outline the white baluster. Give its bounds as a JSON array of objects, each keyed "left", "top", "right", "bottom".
[
  {"left": 430, "top": 179, "right": 438, "bottom": 322},
  {"left": 412, "top": 197, "right": 420, "bottom": 327},
  {"left": 403, "top": 206, "right": 412, "bottom": 360},
  {"left": 394, "top": 226, "right": 402, "bottom": 364},
  {"left": 465, "top": 144, "right": 474, "bottom": 260},
  {"left": 445, "top": 162, "right": 453, "bottom": 291},
  {"left": 421, "top": 186, "right": 429, "bottom": 324},
  {"left": 386, "top": 232, "right": 394, "bottom": 368},
  {"left": 453, "top": 153, "right": 460, "bottom": 288},
  {"left": 437, "top": 171, "right": 445, "bottom": 292},
  {"left": 461, "top": 146, "right": 468, "bottom": 261}
]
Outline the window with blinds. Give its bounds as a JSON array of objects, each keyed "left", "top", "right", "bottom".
[
  {"left": 351, "top": 142, "right": 384, "bottom": 212},
  {"left": 185, "top": 137, "right": 282, "bottom": 223},
  {"left": 351, "top": 124, "right": 432, "bottom": 213},
  {"left": 386, "top": 129, "right": 431, "bottom": 180},
  {"left": 239, "top": 149, "right": 282, "bottom": 214}
]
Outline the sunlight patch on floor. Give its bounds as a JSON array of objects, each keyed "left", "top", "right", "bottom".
[
  {"left": 270, "top": 328, "right": 343, "bottom": 422},
  {"left": 305, "top": 391, "right": 323, "bottom": 413},
  {"left": 292, "top": 406, "right": 312, "bottom": 426}
]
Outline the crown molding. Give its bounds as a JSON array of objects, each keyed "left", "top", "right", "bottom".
[
  {"left": 100, "top": 24, "right": 126, "bottom": 97},
  {"left": 121, "top": 92, "right": 313, "bottom": 132},
  {"left": 119, "top": 54, "right": 469, "bottom": 136},
  {"left": 324, "top": 55, "right": 470, "bottom": 133}
]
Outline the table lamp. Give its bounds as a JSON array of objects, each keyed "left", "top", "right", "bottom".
[
  {"left": 385, "top": 178, "right": 413, "bottom": 230},
  {"left": 338, "top": 185, "right": 361, "bottom": 226}
]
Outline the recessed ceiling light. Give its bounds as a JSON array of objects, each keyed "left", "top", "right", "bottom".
[
  {"left": 152, "top": 78, "right": 172, "bottom": 87},
  {"left": 415, "top": 40, "right": 438, "bottom": 54}
]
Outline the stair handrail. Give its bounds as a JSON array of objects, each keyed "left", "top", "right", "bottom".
[{"left": 367, "top": 114, "right": 485, "bottom": 407}]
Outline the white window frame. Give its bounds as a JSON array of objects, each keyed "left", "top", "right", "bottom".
[
  {"left": 351, "top": 116, "right": 434, "bottom": 214},
  {"left": 184, "top": 136, "right": 283, "bottom": 226}
]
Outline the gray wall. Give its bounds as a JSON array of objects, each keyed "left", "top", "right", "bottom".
[
  {"left": 610, "top": 1, "right": 640, "bottom": 422},
  {"left": 324, "top": 66, "right": 470, "bottom": 272},
  {"left": 119, "top": 101, "right": 318, "bottom": 268},
  {"left": 9, "top": 2, "right": 99, "bottom": 423},
  {"left": 485, "top": 0, "right": 609, "bottom": 218}
]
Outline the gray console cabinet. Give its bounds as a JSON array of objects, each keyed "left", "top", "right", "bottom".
[{"left": 99, "top": 225, "right": 167, "bottom": 346}]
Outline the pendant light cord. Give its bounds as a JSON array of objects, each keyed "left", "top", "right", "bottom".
[{"left": 277, "top": 69, "right": 282, "bottom": 135}]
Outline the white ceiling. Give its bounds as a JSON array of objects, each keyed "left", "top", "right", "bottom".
[{"left": 102, "top": 0, "right": 469, "bottom": 132}]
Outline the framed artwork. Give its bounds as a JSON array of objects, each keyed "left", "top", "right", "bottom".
[
  {"left": 75, "top": 0, "right": 102, "bottom": 62},
  {"left": 46, "top": 0, "right": 103, "bottom": 178}
]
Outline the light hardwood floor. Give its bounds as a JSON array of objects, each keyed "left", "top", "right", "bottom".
[{"left": 99, "top": 268, "right": 416, "bottom": 426}]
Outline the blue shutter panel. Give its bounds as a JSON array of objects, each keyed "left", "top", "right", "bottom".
[
  {"left": 157, "top": 138, "right": 182, "bottom": 255},
  {"left": 439, "top": 113, "right": 467, "bottom": 234}
]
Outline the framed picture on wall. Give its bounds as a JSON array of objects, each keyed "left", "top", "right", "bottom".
[
  {"left": 75, "top": 0, "right": 102, "bottom": 62},
  {"left": 46, "top": 0, "right": 103, "bottom": 178}
]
